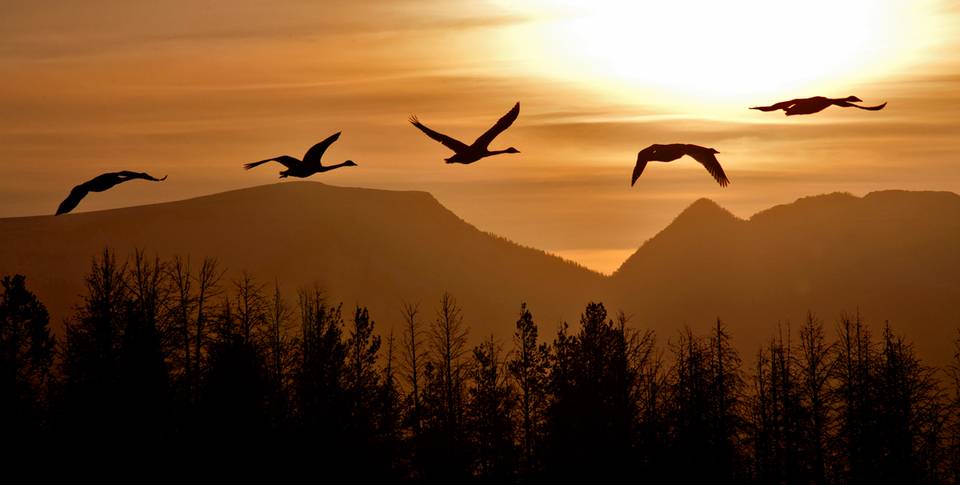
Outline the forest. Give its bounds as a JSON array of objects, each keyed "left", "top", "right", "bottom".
[{"left": 2, "top": 248, "right": 959, "bottom": 483}]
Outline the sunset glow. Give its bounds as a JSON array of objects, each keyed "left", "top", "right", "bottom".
[
  {"left": 0, "top": 0, "right": 958, "bottom": 273},
  {"left": 504, "top": 0, "right": 946, "bottom": 106},
  {"left": 3, "top": 3, "right": 960, "bottom": 476}
]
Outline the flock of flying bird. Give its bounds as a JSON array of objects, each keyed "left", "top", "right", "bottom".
[{"left": 54, "top": 95, "right": 887, "bottom": 215}]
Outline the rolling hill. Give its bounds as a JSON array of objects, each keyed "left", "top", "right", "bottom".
[{"left": 0, "top": 182, "right": 605, "bottom": 339}]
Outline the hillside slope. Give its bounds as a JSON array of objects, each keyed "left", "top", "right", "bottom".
[
  {"left": 608, "top": 190, "right": 960, "bottom": 365},
  {"left": 0, "top": 182, "right": 604, "bottom": 337}
]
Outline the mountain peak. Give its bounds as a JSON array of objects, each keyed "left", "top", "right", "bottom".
[
  {"left": 611, "top": 198, "right": 741, "bottom": 277},
  {"left": 673, "top": 198, "right": 740, "bottom": 225}
]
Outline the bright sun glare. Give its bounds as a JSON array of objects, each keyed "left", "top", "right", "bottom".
[{"left": 500, "top": 0, "right": 942, "bottom": 108}]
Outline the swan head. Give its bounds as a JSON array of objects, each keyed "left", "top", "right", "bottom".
[
  {"left": 845, "top": 95, "right": 863, "bottom": 102},
  {"left": 505, "top": 147, "right": 520, "bottom": 154},
  {"left": 343, "top": 160, "right": 358, "bottom": 167},
  {"left": 710, "top": 148, "right": 720, "bottom": 154}
]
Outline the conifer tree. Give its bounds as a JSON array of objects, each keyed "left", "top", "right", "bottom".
[
  {"left": 0, "top": 274, "right": 55, "bottom": 440},
  {"left": 467, "top": 336, "right": 517, "bottom": 483},
  {"left": 507, "top": 303, "right": 549, "bottom": 478}
]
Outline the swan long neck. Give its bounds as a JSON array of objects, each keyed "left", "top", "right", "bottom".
[{"left": 326, "top": 161, "right": 353, "bottom": 170}]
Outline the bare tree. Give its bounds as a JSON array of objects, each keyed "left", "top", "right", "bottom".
[
  {"left": 229, "top": 272, "right": 264, "bottom": 345},
  {"left": 127, "top": 250, "right": 167, "bottom": 329},
  {"left": 430, "top": 292, "right": 469, "bottom": 432},
  {"left": 947, "top": 331, "right": 960, "bottom": 484},
  {"left": 400, "top": 301, "right": 426, "bottom": 435},
  {"left": 799, "top": 312, "right": 835, "bottom": 483},
  {"left": 192, "top": 257, "right": 223, "bottom": 402},
  {"left": 167, "top": 255, "right": 195, "bottom": 399},
  {"left": 268, "top": 280, "right": 292, "bottom": 388}
]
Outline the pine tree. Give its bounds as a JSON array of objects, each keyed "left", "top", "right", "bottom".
[
  {"left": 873, "top": 323, "right": 946, "bottom": 484},
  {"left": 467, "top": 336, "right": 517, "bottom": 483},
  {"left": 293, "top": 287, "right": 348, "bottom": 468},
  {"left": 202, "top": 296, "right": 269, "bottom": 446},
  {"left": 544, "top": 302, "right": 638, "bottom": 481},
  {"left": 417, "top": 292, "right": 471, "bottom": 483},
  {"left": 344, "top": 305, "right": 387, "bottom": 476},
  {"left": 60, "top": 248, "right": 129, "bottom": 438},
  {"left": 507, "top": 303, "right": 549, "bottom": 478},
  {"left": 116, "top": 251, "right": 171, "bottom": 445},
  {"left": 0, "top": 274, "right": 55, "bottom": 441}
]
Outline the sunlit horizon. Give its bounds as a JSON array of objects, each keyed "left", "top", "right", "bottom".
[{"left": 1, "top": 0, "right": 959, "bottom": 273}]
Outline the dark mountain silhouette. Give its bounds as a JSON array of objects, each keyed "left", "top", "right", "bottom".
[
  {"left": 0, "top": 182, "right": 602, "bottom": 338},
  {"left": 0, "top": 183, "right": 956, "bottom": 365},
  {"left": 608, "top": 190, "right": 960, "bottom": 366}
]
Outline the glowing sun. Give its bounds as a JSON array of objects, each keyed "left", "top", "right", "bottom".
[{"left": 500, "top": 0, "right": 944, "bottom": 106}]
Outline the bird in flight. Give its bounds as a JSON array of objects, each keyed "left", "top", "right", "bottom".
[
  {"left": 410, "top": 102, "right": 520, "bottom": 164},
  {"left": 244, "top": 132, "right": 357, "bottom": 178},
  {"left": 632, "top": 144, "right": 730, "bottom": 188},
  {"left": 750, "top": 96, "right": 887, "bottom": 116},
  {"left": 56, "top": 171, "right": 167, "bottom": 215}
]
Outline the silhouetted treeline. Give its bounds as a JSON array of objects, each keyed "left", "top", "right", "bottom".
[{"left": 2, "top": 248, "right": 960, "bottom": 482}]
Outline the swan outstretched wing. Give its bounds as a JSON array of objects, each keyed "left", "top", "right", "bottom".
[
  {"left": 56, "top": 185, "right": 90, "bottom": 215},
  {"left": 302, "top": 132, "right": 342, "bottom": 167},
  {"left": 750, "top": 98, "right": 801, "bottom": 112},
  {"left": 409, "top": 116, "right": 470, "bottom": 152},
  {"left": 244, "top": 155, "right": 300, "bottom": 170},
  {"left": 631, "top": 145, "right": 662, "bottom": 186},
  {"left": 473, "top": 102, "right": 520, "bottom": 149},
  {"left": 686, "top": 147, "right": 730, "bottom": 187},
  {"left": 631, "top": 157, "right": 650, "bottom": 186}
]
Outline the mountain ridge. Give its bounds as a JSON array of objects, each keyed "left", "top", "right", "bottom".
[{"left": 1, "top": 182, "right": 957, "bottom": 365}]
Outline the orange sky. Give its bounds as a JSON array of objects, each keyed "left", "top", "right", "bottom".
[{"left": 2, "top": 0, "right": 959, "bottom": 273}]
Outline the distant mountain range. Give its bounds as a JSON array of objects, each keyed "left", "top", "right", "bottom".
[
  {"left": 609, "top": 190, "right": 960, "bottom": 365},
  {"left": 1, "top": 183, "right": 957, "bottom": 365}
]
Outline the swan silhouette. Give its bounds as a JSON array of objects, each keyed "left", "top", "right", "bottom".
[
  {"left": 244, "top": 132, "right": 356, "bottom": 178},
  {"left": 410, "top": 102, "right": 520, "bottom": 164},
  {"left": 56, "top": 171, "right": 167, "bottom": 215},
  {"left": 632, "top": 144, "right": 730, "bottom": 187},
  {"left": 751, "top": 96, "right": 887, "bottom": 116}
]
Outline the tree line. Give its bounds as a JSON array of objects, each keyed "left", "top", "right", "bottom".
[{"left": 2, "top": 248, "right": 959, "bottom": 483}]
